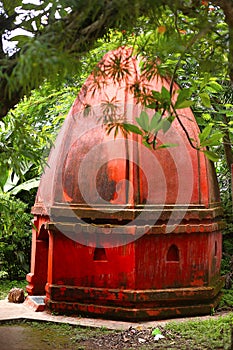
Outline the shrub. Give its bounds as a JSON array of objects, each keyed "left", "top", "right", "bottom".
[{"left": 0, "top": 194, "right": 31, "bottom": 280}]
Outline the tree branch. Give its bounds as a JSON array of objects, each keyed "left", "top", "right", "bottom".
[
  {"left": 210, "top": 0, "right": 233, "bottom": 83},
  {"left": 1, "top": 0, "right": 233, "bottom": 120}
]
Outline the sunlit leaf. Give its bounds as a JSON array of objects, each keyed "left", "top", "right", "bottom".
[
  {"left": 200, "top": 132, "right": 223, "bottom": 147},
  {"left": 0, "top": 166, "right": 9, "bottom": 191},
  {"left": 207, "top": 81, "right": 223, "bottom": 93},
  {"left": 199, "top": 92, "right": 211, "bottom": 108},
  {"left": 199, "top": 124, "right": 213, "bottom": 143},
  {"left": 175, "top": 100, "right": 194, "bottom": 109},
  {"left": 123, "top": 123, "right": 143, "bottom": 135},
  {"left": 202, "top": 150, "right": 220, "bottom": 162}
]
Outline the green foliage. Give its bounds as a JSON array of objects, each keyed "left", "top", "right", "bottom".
[
  {"left": 174, "top": 88, "right": 194, "bottom": 109},
  {"left": 151, "top": 328, "right": 161, "bottom": 336},
  {"left": 0, "top": 279, "right": 27, "bottom": 299},
  {"left": 11, "top": 81, "right": 77, "bottom": 141},
  {"left": 0, "top": 1, "right": 232, "bottom": 164},
  {"left": 123, "top": 123, "right": 143, "bottom": 136},
  {"left": 219, "top": 289, "right": 233, "bottom": 309},
  {"left": 165, "top": 314, "right": 233, "bottom": 350},
  {"left": 9, "top": 38, "right": 78, "bottom": 96},
  {"left": 217, "top": 151, "right": 233, "bottom": 307},
  {"left": 0, "top": 78, "right": 78, "bottom": 193},
  {"left": 202, "top": 150, "right": 220, "bottom": 162},
  {"left": 8, "top": 178, "right": 40, "bottom": 195},
  {"left": 0, "top": 194, "right": 31, "bottom": 280},
  {"left": 123, "top": 109, "right": 174, "bottom": 149},
  {"left": 0, "top": 112, "right": 46, "bottom": 185},
  {"left": 89, "top": 21, "right": 231, "bottom": 162},
  {"left": 0, "top": 0, "right": 231, "bottom": 116}
]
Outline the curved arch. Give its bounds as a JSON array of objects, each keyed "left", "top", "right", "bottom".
[
  {"left": 37, "top": 224, "right": 49, "bottom": 240},
  {"left": 167, "top": 244, "right": 179, "bottom": 262}
]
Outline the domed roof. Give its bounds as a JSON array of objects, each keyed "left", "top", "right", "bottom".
[{"left": 33, "top": 47, "right": 220, "bottom": 222}]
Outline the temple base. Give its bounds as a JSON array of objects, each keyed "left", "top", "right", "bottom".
[{"left": 45, "top": 277, "right": 224, "bottom": 321}]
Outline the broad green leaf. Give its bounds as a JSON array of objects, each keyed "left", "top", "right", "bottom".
[
  {"left": 157, "top": 143, "right": 178, "bottom": 149},
  {"left": 225, "top": 104, "right": 233, "bottom": 108},
  {"left": 200, "top": 132, "right": 223, "bottom": 147},
  {"left": 9, "top": 177, "right": 40, "bottom": 195},
  {"left": 200, "top": 73, "right": 211, "bottom": 90},
  {"left": 175, "top": 88, "right": 191, "bottom": 102},
  {"left": 146, "top": 102, "right": 157, "bottom": 109},
  {"left": 151, "top": 120, "right": 164, "bottom": 133},
  {"left": 199, "top": 124, "right": 213, "bottom": 143},
  {"left": 175, "top": 100, "right": 194, "bottom": 109},
  {"left": 151, "top": 88, "right": 170, "bottom": 104},
  {"left": 161, "top": 118, "right": 171, "bottom": 133},
  {"left": 148, "top": 117, "right": 171, "bottom": 134},
  {"left": 199, "top": 92, "right": 211, "bottom": 108},
  {"left": 205, "top": 86, "right": 220, "bottom": 94},
  {"left": 150, "top": 112, "right": 161, "bottom": 130},
  {"left": 3, "top": 172, "right": 20, "bottom": 192},
  {"left": 123, "top": 123, "right": 143, "bottom": 135},
  {"left": 10, "top": 35, "right": 31, "bottom": 46},
  {"left": 136, "top": 111, "right": 150, "bottom": 132},
  {"left": 207, "top": 81, "right": 223, "bottom": 93},
  {"left": 167, "top": 115, "right": 175, "bottom": 124},
  {"left": 161, "top": 86, "right": 171, "bottom": 101},
  {"left": 196, "top": 117, "right": 207, "bottom": 126},
  {"left": 142, "top": 139, "right": 151, "bottom": 148},
  {"left": 152, "top": 90, "right": 162, "bottom": 101},
  {"left": 202, "top": 150, "right": 220, "bottom": 162},
  {"left": 0, "top": 166, "right": 9, "bottom": 191},
  {"left": 174, "top": 88, "right": 194, "bottom": 109}
]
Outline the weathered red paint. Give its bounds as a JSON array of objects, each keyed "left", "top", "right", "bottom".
[
  {"left": 26, "top": 215, "right": 49, "bottom": 295},
  {"left": 26, "top": 47, "right": 224, "bottom": 320}
]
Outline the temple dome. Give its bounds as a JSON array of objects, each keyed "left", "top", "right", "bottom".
[{"left": 33, "top": 46, "right": 220, "bottom": 218}]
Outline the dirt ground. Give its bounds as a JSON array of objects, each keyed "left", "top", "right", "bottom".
[{"left": 0, "top": 321, "right": 228, "bottom": 350}]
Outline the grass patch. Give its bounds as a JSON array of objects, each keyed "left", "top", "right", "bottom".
[
  {"left": 0, "top": 279, "right": 27, "bottom": 300},
  {"left": 1, "top": 315, "right": 233, "bottom": 349},
  {"left": 0, "top": 321, "right": 114, "bottom": 349},
  {"left": 219, "top": 289, "right": 233, "bottom": 309},
  {"left": 3, "top": 316, "right": 233, "bottom": 349},
  {"left": 165, "top": 313, "right": 233, "bottom": 349}
]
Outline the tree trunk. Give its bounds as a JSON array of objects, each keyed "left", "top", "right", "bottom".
[{"left": 211, "top": 0, "right": 233, "bottom": 84}]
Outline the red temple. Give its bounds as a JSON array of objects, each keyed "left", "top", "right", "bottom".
[{"left": 26, "top": 47, "right": 224, "bottom": 320}]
